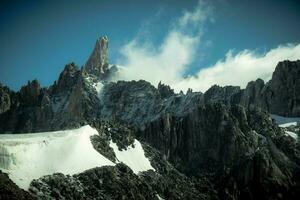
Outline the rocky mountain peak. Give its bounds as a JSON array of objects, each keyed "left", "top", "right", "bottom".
[
  {"left": 266, "top": 60, "right": 300, "bottom": 116},
  {"left": 53, "top": 63, "right": 80, "bottom": 94},
  {"left": 158, "top": 81, "right": 174, "bottom": 98},
  {"left": 19, "top": 79, "right": 41, "bottom": 106},
  {"left": 85, "top": 36, "right": 109, "bottom": 77}
]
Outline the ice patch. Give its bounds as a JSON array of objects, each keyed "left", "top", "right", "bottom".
[
  {"left": 110, "top": 139, "right": 154, "bottom": 173},
  {"left": 0, "top": 125, "right": 114, "bottom": 190}
]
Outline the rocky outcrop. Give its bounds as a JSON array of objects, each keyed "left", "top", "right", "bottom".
[
  {"left": 29, "top": 163, "right": 159, "bottom": 200},
  {"left": 0, "top": 84, "right": 12, "bottom": 114},
  {"left": 240, "top": 78, "right": 266, "bottom": 109},
  {"left": 141, "top": 143, "right": 219, "bottom": 200},
  {"left": 89, "top": 120, "right": 136, "bottom": 162},
  {"left": 265, "top": 60, "right": 300, "bottom": 116},
  {"left": 85, "top": 36, "right": 110, "bottom": 78},
  {"left": 203, "top": 85, "right": 241, "bottom": 105},
  {"left": 0, "top": 170, "right": 36, "bottom": 200},
  {"left": 52, "top": 62, "right": 80, "bottom": 94},
  {"left": 158, "top": 81, "right": 175, "bottom": 99}
]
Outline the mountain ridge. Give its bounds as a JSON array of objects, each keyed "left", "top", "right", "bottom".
[{"left": 0, "top": 37, "right": 300, "bottom": 200}]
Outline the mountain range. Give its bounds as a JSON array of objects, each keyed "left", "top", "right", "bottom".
[{"left": 0, "top": 36, "right": 300, "bottom": 200}]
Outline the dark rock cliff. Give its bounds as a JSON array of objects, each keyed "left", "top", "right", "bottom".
[{"left": 138, "top": 104, "right": 300, "bottom": 199}]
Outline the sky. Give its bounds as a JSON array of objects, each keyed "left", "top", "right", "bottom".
[{"left": 0, "top": 0, "right": 300, "bottom": 92}]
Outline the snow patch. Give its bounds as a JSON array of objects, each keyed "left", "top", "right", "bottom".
[
  {"left": 285, "top": 131, "right": 298, "bottom": 140},
  {"left": 279, "top": 122, "right": 298, "bottom": 128},
  {"left": 110, "top": 139, "right": 154, "bottom": 174},
  {"left": 85, "top": 76, "right": 104, "bottom": 95},
  {"left": 270, "top": 114, "right": 300, "bottom": 126},
  {"left": 93, "top": 82, "right": 104, "bottom": 94},
  {"left": 0, "top": 125, "right": 114, "bottom": 190}
]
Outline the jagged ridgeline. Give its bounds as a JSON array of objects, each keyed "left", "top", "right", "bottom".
[{"left": 0, "top": 36, "right": 300, "bottom": 200}]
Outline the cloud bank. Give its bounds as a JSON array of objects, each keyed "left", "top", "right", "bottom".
[
  {"left": 114, "top": 1, "right": 300, "bottom": 93},
  {"left": 173, "top": 44, "right": 300, "bottom": 92}
]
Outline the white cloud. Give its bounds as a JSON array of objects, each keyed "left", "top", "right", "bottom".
[
  {"left": 173, "top": 44, "right": 300, "bottom": 92},
  {"left": 113, "top": 0, "right": 209, "bottom": 87},
  {"left": 113, "top": 1, "right": 300, "bottom": 93},
  {"left": 179, "top": 0, "right": 213, "bottom": 28}
]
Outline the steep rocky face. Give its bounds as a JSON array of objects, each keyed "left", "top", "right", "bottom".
[
  {"left": 266, "top": 60, "right": 300, "bottom": 116},
  {"left": 138, "top": 103, "right": 300, "bottom": 200},
  {"left": 85, "top": 36, "right": 109, "bottom": 78},
  {"left": 240, "top": 78, "right": 266, "bottom": 110},
  {"left": 52, "top": 62, "right": 80, "bottom": 94},
  {"left": 139, "top": 103, "right": 257, "bottom": 175}
]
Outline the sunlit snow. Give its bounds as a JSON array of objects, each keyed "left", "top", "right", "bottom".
[
  {"left": 110, "top": 139, "right": 155, "bottom": 173},
  {"left": 0, "top": 125, "right": 114, "bottom": 189}
]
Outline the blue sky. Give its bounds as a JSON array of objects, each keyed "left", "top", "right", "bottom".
[{"left": 0, "top": 0, "right": 300, "bottom": 91}]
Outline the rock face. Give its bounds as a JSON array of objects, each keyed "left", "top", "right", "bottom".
[
  {"left": 266, "top": 60, "right": 300, "bottom": 116},
  {"left": 139, "top": 103, "right": 300, "bottom": 199},
  {"left": 0, "top": 84, "right": 12, "bottom": 114},
  {"left": 85, "top": 36, "right": 109, "bottom": 78},
  {"left": 240, "top": 78, "right": 266, "bottom": 110}
]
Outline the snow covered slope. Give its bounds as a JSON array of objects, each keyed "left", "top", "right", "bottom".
[
  {"left": 0, "top": 125, "right": 154, "bottom": 190},
  {"left": 0, "top": 125, "right": 114, "bottom": 189},
  {"left": 110, "top": 139, "right": 154, "bottom": 173}
]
